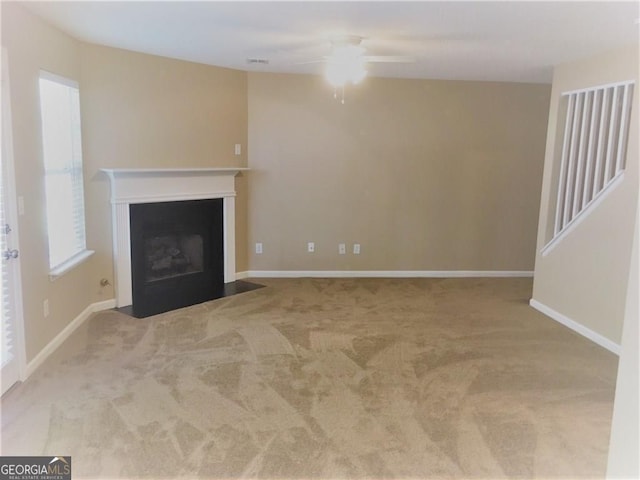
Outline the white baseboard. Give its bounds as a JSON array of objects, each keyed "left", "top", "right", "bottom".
[
  {"left": 25, "top": 298, "right": 116, "bottom": 379},
  {"left": 91, "top": 299, "right": 117, "bottom": 312},
  {"left": 529, "top": 298, "right": 621, "bottom": 355},
  {"left": 241, "top": 270, "right": 533, "bottom": 279}
]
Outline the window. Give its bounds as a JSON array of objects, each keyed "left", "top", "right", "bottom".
[
  {"left": 545, "top": 80, "right": 634, "bottom": 253},
  {"left": 39, "top": 72, "right": 92, "bottom": 276}
]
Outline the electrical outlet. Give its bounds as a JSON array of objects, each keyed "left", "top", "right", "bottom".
[
  {"left": 234, "top": 144, "right": 242, "bottom": 155},
  {"left": 255, "top": 242, "right": 263, "bottom": 254},
  {"left": 339, "top": 243, "right": 346, "bottom": 255},
  {"left": 43, "top": 299, "right": 49, "bottom": 318},
  {"left": 307, "top": 242, "right": 315, "bottom": 253},
  {"left": 353, "top": 243, "right": 361, "bottom": 255}
]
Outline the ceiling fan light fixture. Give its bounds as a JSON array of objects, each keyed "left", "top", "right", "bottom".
[
  {"left": 324, "top": 45, "right": 367, "bottom": 88},
  {"left": 351, "top": 68, "right": 367, "bottom": 85},
  {"left": 325, "top": 63, "right": 366, "bottom": 87}
]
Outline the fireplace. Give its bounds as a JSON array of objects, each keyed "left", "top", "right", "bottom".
[
  {"left": 130, "top": 199, "right": 223, "bottom": 317},
  {"left": 101, "top": 168, "right": 248, "bottom": 313}
]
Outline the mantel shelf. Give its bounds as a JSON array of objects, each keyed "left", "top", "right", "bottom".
[{"left": 100, "top": 167, "right": 249, "bottom": 177}]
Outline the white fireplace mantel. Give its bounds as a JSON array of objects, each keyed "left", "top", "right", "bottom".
[{"left": 101, "top": 167, "right": 248, "bottom": 308}]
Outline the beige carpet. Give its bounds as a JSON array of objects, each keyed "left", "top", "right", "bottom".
[{"left": 0, "top": 278, "right": 618, "bottom": 479}]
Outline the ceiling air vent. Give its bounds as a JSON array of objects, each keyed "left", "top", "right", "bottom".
[{"left": 246, "top": 58, "right": 269, "bottom": 65}]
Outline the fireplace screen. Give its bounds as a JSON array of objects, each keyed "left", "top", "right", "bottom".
[
  {"left": 130, "top": 198, "right": 224, "bottom": 318},
  {"left": 144, "top": 233, "right": 204, "bottom": 282}
]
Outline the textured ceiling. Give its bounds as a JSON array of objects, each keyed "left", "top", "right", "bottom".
[{"left": 22, "top": 1, "right": 640, "bottom": 83}]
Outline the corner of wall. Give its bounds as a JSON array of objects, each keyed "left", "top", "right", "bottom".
[{"left": 531, "top": 45, "right": 639, "bottom": 347}]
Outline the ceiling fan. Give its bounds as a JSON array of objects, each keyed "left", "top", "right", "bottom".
[
  {"left": 323, "top": 34, "right": 417, "bottom": 64},
  {"left": 299, "top": 34, "right": 416, "bottom": 100}
]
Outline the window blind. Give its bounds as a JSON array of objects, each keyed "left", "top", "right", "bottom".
[
  {"left": 39, "top": 73, "right": 87, "bottom": 271},
  {"left": 0, "top": 145, "right": 13, "bottom": 368}
]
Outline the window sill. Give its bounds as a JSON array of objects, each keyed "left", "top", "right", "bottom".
[{"left": 49, "top": 249, "right": 95, "bottom": 281}]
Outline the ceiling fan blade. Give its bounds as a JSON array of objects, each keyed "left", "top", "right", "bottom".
[
  {"left": 363, "top": 55, "right": 416, "bottom": 63},
  {"left": 293, "top": 57, "right": 327, "bottom": 65}
]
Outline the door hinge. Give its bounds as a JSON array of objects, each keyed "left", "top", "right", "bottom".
[{"left": 2, "top": 249, "right": 19, "bottom": 260}]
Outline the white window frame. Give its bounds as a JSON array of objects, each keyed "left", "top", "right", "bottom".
[{"left": 38, "top": 70, "right": 93, "bottom": 279}]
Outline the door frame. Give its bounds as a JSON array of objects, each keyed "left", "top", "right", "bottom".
[{"left": 1, "top": 46, "right": 27, "bottom": 392}]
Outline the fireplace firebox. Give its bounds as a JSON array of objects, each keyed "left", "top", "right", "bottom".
[{"left": 130, "top": 199, "right": 223, "bottom": 317}]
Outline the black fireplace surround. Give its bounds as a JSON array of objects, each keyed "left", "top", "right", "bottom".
[{"left": 130, "top": 199, "right": 224, "bottom": 317}]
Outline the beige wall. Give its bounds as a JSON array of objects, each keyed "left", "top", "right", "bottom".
[
  {"left": 1, "top": 4, "right": 248, "bottom": 363},
  {"left": 1, "top": 3, "right": 91, "bottom": 362},
  {"left": 79, "top": 44, "right": 249, "bottom": 305},
  {"left": 247, "top": 73, "right": 550, "bottom": 272},
  {"left": 531, "top": 46, "right": 639, "bottom": 344}
]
